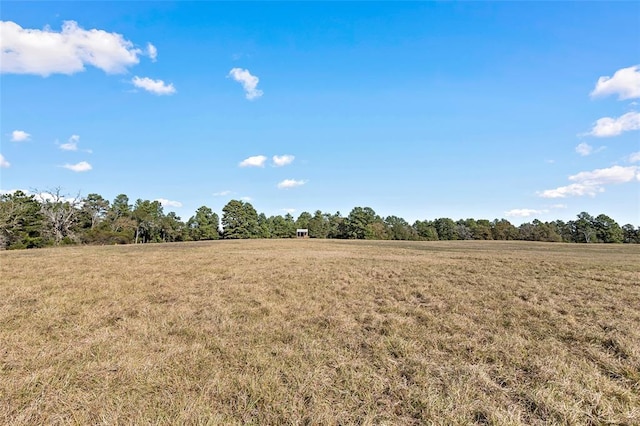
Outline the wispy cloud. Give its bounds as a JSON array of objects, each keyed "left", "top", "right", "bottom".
[
  {"left": 539, "top": 183, "right": 601, "bottom": 198},
  {"left": 213, "top": 190, "right": 232, "bottom": 196},
  {"left": 570, "top": 166, "right": 639, "bottom": 184},
  {"left": 505, "top": 209, "right": 548, "bottom": 218},
  {"left": 11, "top": 130, "right": 30, "bottom": 142},
  {"left": 575, "top": 142, "right": 592, "bottom": 156},
  {"left": 590, "top": 65, "right": 640, "bottom": 100},
  {"left": 628, "top": 152, "right": 640, "bottom": 163},
  {"left": 282, "top": 208, "right": 296, "bottom": 214},
  {"left": 33, "top": 191, "right": 80, "bottom": 204},
  {"left": 277, "top": 179, "right": 306, "bottom": 189},
  {"left": 0, "top": 20, "right": 143, "bottom": 76},
  {"left": 538, "top": 165, "right": 639, "bottom": 198},
  {"left": 132, "top": 76, "right": 176, "bottom": 95},
  {"left": 0, "top": 153, "right": 10, "bottom": 168},
  {"left": 62, "top": 161, "right": 92, "bottom": 172},
  {"left": 241, "top": 196, "right": 252, "bottom": 202},
  {"left": 586, "top": 111, "right": 640, "bottom": 137},
  {"left": 228, "top": 68, "right": 263, "bottom": 100},
  {"left": 155, "top": 198, "right": 182, "bottom": 208},
  {"left": 147, "top": 43, "right": 157, "bottom": 62},
  {"left": 272, "top": 155, "right": 295, "bottom": 167},
  {"left": 59, "top": 134, "right": 80, "bottom": 151},
  {"left": 239, "top": 155, "right": 267, "bottom": 168},
  {"left": 575, "top": 142, "right": 605, "bottom": 156}
]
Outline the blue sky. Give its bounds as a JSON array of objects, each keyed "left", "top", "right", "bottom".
[{"left": 1, "top": 2, "right": 639, "bottom": 226}]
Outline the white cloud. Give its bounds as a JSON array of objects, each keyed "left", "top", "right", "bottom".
[
  {"left": 539, "top": 165, "right": 639, "bottom": 198},
  {"left": 539, "top": 183, "right": 603, "bottom": 198},
  {"left": 575, "top": 142, "right": 592, "bottom": 156},
  {"left": 587, "top": 111, "right": 640, "bottom": 137},
  {"left": 241, "top": 196, "right": 252, "bottom": 201},
  {"left": 155, "top": 198, "right": 182, "bottom": 208},
  {"left": 505, "top": 209, "right": 548, "bottom": 218},
  {"left": 0, "top": 20, "right": 143, "bottom": 76},
  {"left": 550, "top": 204, "right": 567, "bottom": 209},
  {"left": 570, "top": 165, "right": 639, "bottom": 185},
  {"left": 11, "top": 130, "right": 30, "bottom": 142},
  {"left": 62, "top": 161, "right": 92, "bottom": 172},
  {"left": 147, "top": 43, "right": 157, "bottom": 62},
  {"left": 282, "top": 208, "right": 296, "bottom": 214},
  {"left": 33, "top": 192, "right": 80, "bottom": 204},
  {"left": 0, "top": 189, "right": 26, "bottom": 196},
  {"left": 272, "top": 155, "right": 295, "bottom": 167},
  {"left": 213, "top": 190, "right": 232, "bottom": 196},
  {"left": 590, "top": 65, "right": 640, "bottom": 100},
  {"left": 33, "top": 192, "right": 54, "bottom": 203},
  {"left": 277, "top": 179, "right": 306, "bottom": 189},
  {"left": 228, "top": 68, "right": 263, "bottom": 100},
  {"left": 575, "top": 142, "right": 605, "bottom": 156},
  {"left": 239, "top": 155, "right": 267, "bottom": 168},
  {"left": 0, "top": 154, "right": 10, "bottom": 168},
  {"left": 0, "top": 190, "right": 77, "bottom": 204},
  {"left": 0, "top": 189, "right": 71, "bottom": 202},
  {"left": 132, "top": 76, "right": 176, "bottom": 95},
  {"left": 59, "top": 134, "right": 80, "bottom": 151},
  {"left": 628, "top": 152, "right": 640, "bottom": 163}
]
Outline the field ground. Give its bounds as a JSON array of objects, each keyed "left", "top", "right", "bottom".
[{"left": 1, "top": 240, "right": 639, "bottom": 425}]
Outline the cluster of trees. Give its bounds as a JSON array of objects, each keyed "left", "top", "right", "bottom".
[
  {"left": 1, "top": 190, "right": 638, "bottom": 250},
  {"left": 0, "top": 190, "right": 217, "bottom": 249}
]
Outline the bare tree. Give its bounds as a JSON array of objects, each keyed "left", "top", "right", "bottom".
[{"left": 36, "top": 187, "right": 83, "bottom": 245}]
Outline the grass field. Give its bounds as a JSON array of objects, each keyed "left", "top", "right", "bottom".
[{"left": 1, "top": 240, "right": 639, "bottom": 425}]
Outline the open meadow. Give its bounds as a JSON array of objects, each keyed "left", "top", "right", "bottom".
[{"left": 1, "top": 240, "right": 639, "bottom": 425}]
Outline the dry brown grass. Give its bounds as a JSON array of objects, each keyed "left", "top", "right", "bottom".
[{"left": 1, "top": 240, "right": 639, "bottom": 425}]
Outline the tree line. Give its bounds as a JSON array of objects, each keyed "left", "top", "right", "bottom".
[{"left": 0, "top": 189, "right": 638, "bottom": 250}]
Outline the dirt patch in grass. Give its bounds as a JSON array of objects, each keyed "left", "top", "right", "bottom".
[{"left": 1, "top": 240, "right": 639, "bottom": 424}]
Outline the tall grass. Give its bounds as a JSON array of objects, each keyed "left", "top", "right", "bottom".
[{"left": 1, "top": 240, "right": 638, "bottom": 424}]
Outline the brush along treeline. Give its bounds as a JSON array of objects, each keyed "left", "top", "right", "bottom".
[{"left": 1, "top": 189, "right": 637, "bottom": 249}]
